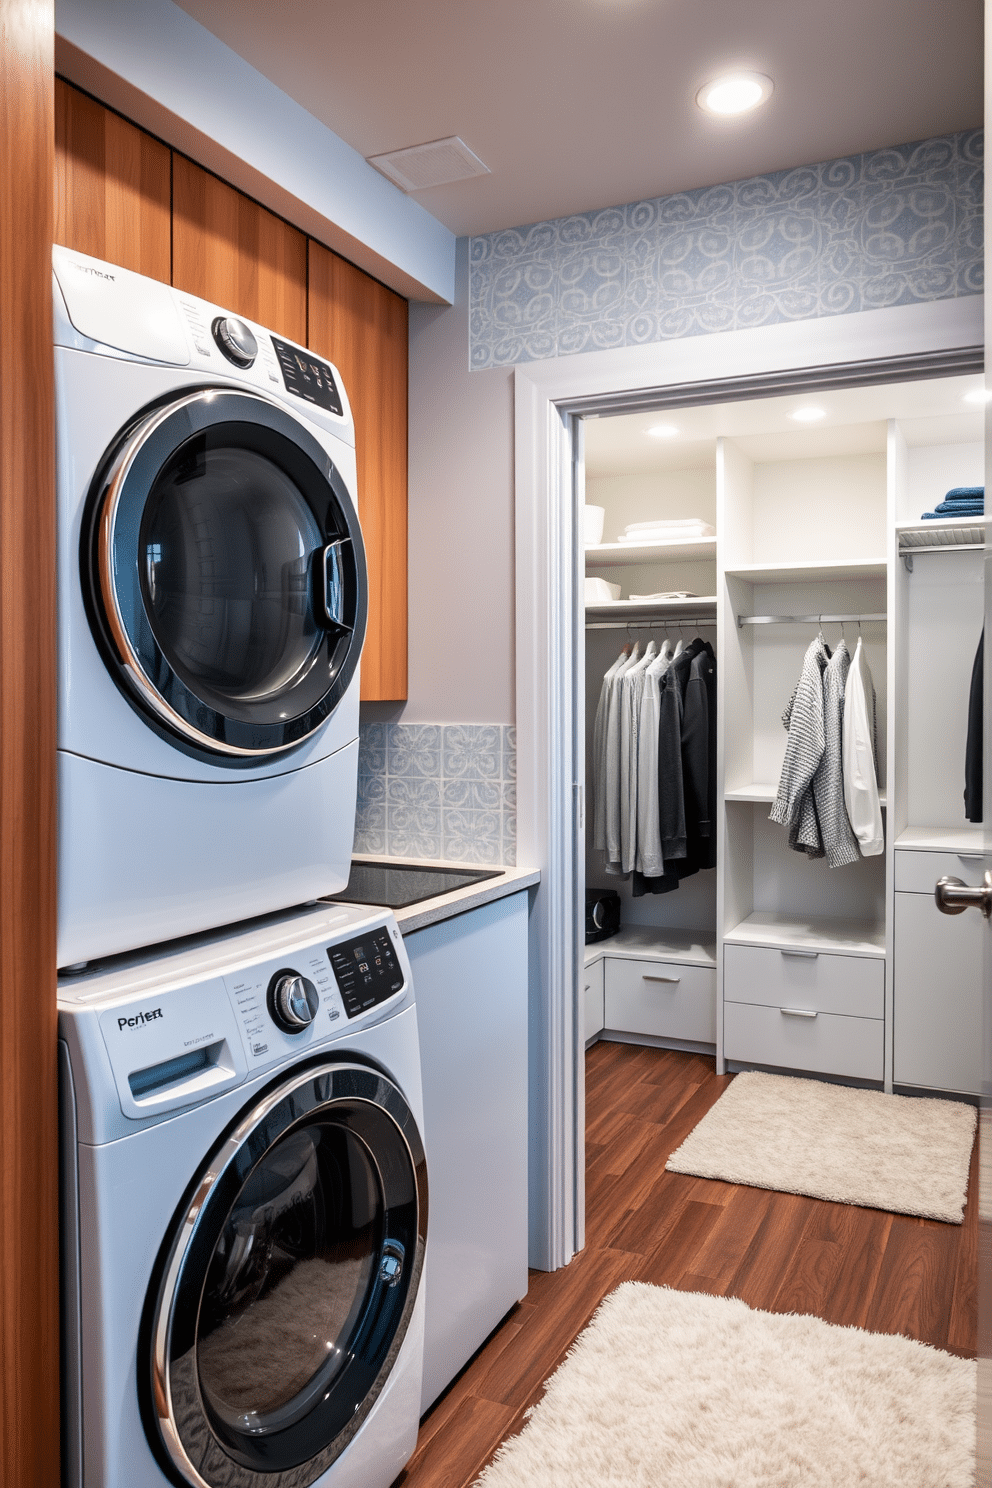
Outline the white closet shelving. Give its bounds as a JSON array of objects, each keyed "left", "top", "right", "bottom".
[{"left": 583, "top": 375, "right": 985, "bottom": 1093}]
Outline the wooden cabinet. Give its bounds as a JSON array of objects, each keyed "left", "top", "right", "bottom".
[
  {"left": 308, "top": 242, "right": 408, "bottom": 701},
  {"left": 54, "top": 79, "right": 411, "bottom": 704},
  {"left": 171, "top": 155, "right": 306, "bottom": 343},
  {"left": 55, "top": 78, "right": 170, "bottom": 280}
]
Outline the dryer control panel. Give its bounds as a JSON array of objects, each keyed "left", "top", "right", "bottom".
[{"left": 329, "top": 930, "right": 405, "bottom": 1018}]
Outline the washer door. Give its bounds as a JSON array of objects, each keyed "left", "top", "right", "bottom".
[
  {"left": 83, "top": 388, "right": 367, "bottom": 760},
  {"left": 148, "top": 1062, "right": 427, "bottom": 1488}
]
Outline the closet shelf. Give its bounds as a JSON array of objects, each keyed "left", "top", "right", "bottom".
[
  {"left": 584, "top": 926, "right": 716, "bottom": 970},
  {"left": 724, "top": 559, "right": 887, "bottom": 583},
  {"left": 585, "top": 596, "right": 717, "bottom": 622},
  {"left": 585, "top": 537, "right": 717, "bottom": 568},
  {"left": 895, "top": 825, "right": 985, "bottom": 854},
  {"left": 897, "top": 518, "right": 984, "bottom": 557},
  {"left": 724, "top": 912, "right": 886, "bottom": 959},
  {"left": 724, "top": 783, "right": 888, "bottom": 807}
]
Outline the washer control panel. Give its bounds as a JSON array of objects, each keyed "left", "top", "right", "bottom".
[{"left": 328, "top": 930, "right": 405, "bottom": 1019}]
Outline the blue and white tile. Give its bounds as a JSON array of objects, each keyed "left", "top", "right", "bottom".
[
  {"left": 388, "top": 776, "right": 441, "bottom": 809},
  {"left": 441, "top": 808, "right": 501, "bottom": 864},
  {"left": 357, "top": 771, "right": 386, "bottom": 807},
  {"left": 354, "top": 798, "right": 386, "bottom": 856},
  {"left": 358, "top": 721, "right": 386, "bottom": 776},
  {"left": 442, "top": 724, "right": 501, "bottom": 780},
  {"left": 502, "top": 810, "right": 517, "bottom": 867},
  {"left": 387, "top": 825, "right": 442, "bottom": 860},
  {"left": 388, "top": 723, "right": 441, "bottom": 778},
  {"left": 502, "top": 726, "right": 517, "bottom": 780},
  {"left": 442, "top": 777, "right": 502, "bottom": 810}
]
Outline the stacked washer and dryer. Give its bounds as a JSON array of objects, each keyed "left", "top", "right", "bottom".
[{"left": 54, "top": 247, "right": 429, "bottom": 1488}]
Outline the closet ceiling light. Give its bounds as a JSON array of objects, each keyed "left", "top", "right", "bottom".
[
  {"left": 695, "top": 72, "right": 773, "bottom": 118},
  {"left": 647, "top": 423, "right": 679, "bottom": 438},
  {"left": 789, "top": 406, "right": 827, "bottom": 423},
  {"left": 963, "top": 388, "right": 992, "bottom": 404}
]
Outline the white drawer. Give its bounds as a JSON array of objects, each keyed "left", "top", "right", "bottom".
[
  {"left": 894, "top": 847, "right": 987, "bottom": 895},
  {"left": 724, "top": 1001, "right": 883, "bottom": 1081},
  {"left": 583, "top": 958, "right": 604, "bottom": 1043},
  {"left": 723, "top": 943, "right": 883, "bottom": 1020},
  {"left": 604, "top": 957, "right": 715, "bottom": 1043}
]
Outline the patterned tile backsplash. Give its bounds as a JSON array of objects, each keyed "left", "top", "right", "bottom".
[
  {"left": 469, "top": 130, "right": 983, "bottom": 369},
  {"left": 355, "top": 723, "right": 516, "bottom": 866}
]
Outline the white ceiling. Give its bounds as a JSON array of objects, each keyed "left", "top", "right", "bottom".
[
  {"left": 584, "top": 376, "right": 987, "bottom": 475},
  {"left": 175, "top": 0, "right": 982, "bottom": 238}
]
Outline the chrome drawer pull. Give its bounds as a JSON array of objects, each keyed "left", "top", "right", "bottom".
[
  {"left": 780, "top": 949, "right": 819, "bottom": 959},
  {"left": 584, "top": 984, "right": 591, "bottom": 993},
  {"left": 642, "top": 974, "right": 680, "bottom": 985},
  {"left": 780, "top": 1007, "right": 818, "bottom": 1018}
]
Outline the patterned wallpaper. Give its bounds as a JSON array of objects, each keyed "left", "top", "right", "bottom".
[
  {"left": 355, "top": 723, "right": 516, "bottom": 866},
  {"left": 469, "top": 131, "right": 983, "bottom": 370}
]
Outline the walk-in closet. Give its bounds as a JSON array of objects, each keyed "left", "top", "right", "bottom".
[{"left": 582, "top": 374, "right": 985, "bottom": 1099}]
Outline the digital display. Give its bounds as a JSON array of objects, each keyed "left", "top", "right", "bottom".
[
  {"left": 271, "top": 336, "right": 343, "bottom": 415},
  {"left": 328, "top": 930, "right": 404, "bottom": 1019}
]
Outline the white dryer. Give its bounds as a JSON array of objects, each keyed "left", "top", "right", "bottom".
[
  {"left": 54, "top": 246, "right": 368, "bottom": 968},
  {"left": 59, "top": 900, "right": 428, "bottom": 1488}
]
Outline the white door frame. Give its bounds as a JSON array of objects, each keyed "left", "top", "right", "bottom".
[{"left": 514, "top": 297, "right": 984, "bottom": 1272}]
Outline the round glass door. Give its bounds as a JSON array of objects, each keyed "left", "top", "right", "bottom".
[
  {"left": 83, "top": 388, "right": 367, "bottom": 761},
  {"left": 147, "top": 1063, "right": 427, "bottom": 1488}
]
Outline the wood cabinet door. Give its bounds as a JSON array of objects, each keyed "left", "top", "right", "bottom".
[
  {"left": 55, "top": 79, "right": 170, "bottom": 281},
  {"left": 171, "top": 154, "right": 306, "bottom": 344},
  {"left": 308, "top": 241, "right": 408, "bottom": 702}
]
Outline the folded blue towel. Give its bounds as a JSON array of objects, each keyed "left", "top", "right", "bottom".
[
  {"left": 943, "top": 486, "right": 984, "bottom": 500},
  {"left": 922, "top": 507, "right": 984, "bottom": 519}
]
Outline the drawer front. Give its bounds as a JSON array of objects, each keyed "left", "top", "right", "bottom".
[
  {"left": 893, "top": 892, "right": 982, "bottom": 1095},
  {"left": 583, "top": 958, "right": 605, "bottom": 1042},
  {"left": 894, "top": 848, "right": 987, "bottom": 895},
  {"left": 604, "top": 958, "right": 715, "bottom": 1043},
  {"left": 723, "top": 943, "right": 884, "bottom": 1019},
  {"left": 724, "top": 1001, "right": 883, "bottom": 1082}
]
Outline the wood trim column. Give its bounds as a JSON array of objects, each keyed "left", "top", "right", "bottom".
[{"left": 0, "top": 4, "right": 59, "bottom": 1486}]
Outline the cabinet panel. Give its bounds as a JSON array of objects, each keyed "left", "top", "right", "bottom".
[
  {"left": 724, "top": 943, "right": 884, "bottom": 1019},
  {"left": 724, "top": 1002, "right": 883, "bottom": 1081},
  {"left": 893, "top": 891, "right": 982, "bottom": 1095},
  {"left": 604, "top": 958, "right": 715, "bottom": 1043},
  {"left": 583, "top": 958, "right": 604, "bottom": 1043},
  {"left": 55, "top": 79, "right": 170, "bottom": 281},
  {"left": 894, "top": 847, "right": 987, "bottom": 895},
  {"left": 171, "top": 155, "right": 306, "bottom": 343},
  {"left": 308, "top": 241, "right": 408, "bottom": 702}
]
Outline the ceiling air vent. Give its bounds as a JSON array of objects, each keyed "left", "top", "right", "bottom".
[{"left": 367, "top": 136, "right": 490, "bottom": 192}]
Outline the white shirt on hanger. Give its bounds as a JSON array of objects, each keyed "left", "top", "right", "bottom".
[
  {"left": 843, "top": 636, "right": 884, "bottom": 857},
  {"left": 592, "top": 647, "right": 630, "bottom": 851},
  {"left": 635, "top": 641, "right": 674, "bottom": 877}
]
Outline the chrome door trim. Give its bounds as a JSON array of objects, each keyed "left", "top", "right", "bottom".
[
  {"left": 150, "top": 1060, "right": 426, "bottom": 1488},
  {"left": 98, "top": 388, "right": 317, "bottom": 758}
]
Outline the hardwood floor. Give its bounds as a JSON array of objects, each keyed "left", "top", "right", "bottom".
[{"left": 396, "top": 1040, "right": 979, "bottom": 1488}]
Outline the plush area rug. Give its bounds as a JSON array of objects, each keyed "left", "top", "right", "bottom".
[
  {"left": 665, "top": 1070, "right": 976, "bottom": 1223},
  {"left": 475, "top": 1284, "right": 976, "bottom": 1488}
]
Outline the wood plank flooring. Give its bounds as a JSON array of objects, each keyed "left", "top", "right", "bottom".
[{"left": 395, "top": 1041, "right": 979, "bottom": 1488}]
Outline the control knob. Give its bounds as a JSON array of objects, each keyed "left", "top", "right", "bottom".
[
  {"left": 212, "top": 315, "right": 258, "bottom": 368},
  {"left": 268, "top": 970, "right": 319, "bottom": 1033}
]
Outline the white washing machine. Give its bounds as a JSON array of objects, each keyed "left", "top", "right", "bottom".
[
  {"left": 54, "top": 246, "right": 368, "bottom": 969},
  {"left": 59, "top": 900, "right": 428, "bottom": 1488}
]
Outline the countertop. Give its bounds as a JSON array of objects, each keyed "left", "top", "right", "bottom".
[{"left": 326, "top": 856, "right": 540, "bottom": 935}]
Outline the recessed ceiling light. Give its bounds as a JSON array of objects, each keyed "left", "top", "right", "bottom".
[
  {"left": 963, "top": 388, "right": 992, "bottom": 405},
  {"left": 647, "top": 423, "right": 679, "bottom": 438},
  {"left": 790, "top": 406, "right": 827, "bottom": 423},
  {"left": 696, "top": 71, "right": 773, "bottom": 118}
]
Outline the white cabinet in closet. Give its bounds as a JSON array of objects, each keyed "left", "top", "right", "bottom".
[
  {"left": 584, "top": 462, "right": 719, "bottom": 1048},
  {"left": 717, "top": 430, "right": 889, "bottom": 1082},
  {"left": 888, "top": 423, "right": 985, "bottom": 1096}
]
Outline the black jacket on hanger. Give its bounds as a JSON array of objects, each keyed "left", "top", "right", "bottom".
[
  {"left": 681, "top": 642, "right": 717, "bottom": 872},
  {"left": 965, "top": 628, "right": 983, "bottom": 824}
]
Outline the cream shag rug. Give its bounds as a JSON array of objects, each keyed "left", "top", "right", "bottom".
[
  {"left": 475, "top": 1285, "right": 976, "bottom": 1488},
  {"left": 665, "top": 1070, "right": 976, "bottom": 1223}
]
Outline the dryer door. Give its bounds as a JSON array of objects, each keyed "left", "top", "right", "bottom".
[
  {"left": 83, "top": 387, "right": 367, "bottom": 761},
  {"left": 146, "top": 1061, "right": 427, "bottom": 1488}
]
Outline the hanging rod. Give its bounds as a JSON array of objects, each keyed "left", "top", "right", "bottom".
[
  {"left": 901, "top": 545, "right": 983, "bottom": 572},
  {"left": 587, "top": 617, "right": 717, "bottom": 631},
  {"left": 737, "top": 611, "right": 887, "bottom": 628}
]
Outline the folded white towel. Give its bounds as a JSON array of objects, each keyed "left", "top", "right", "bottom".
[
  {"left": 623, "top": 518, "right": 714, "bottom": 535},
  {"left": 617, "top": 525, "right": 714, "bottom": 544},
  {"left": 628, "top": 591, "right": 699, "bottom": 601}
]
